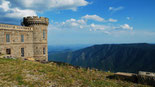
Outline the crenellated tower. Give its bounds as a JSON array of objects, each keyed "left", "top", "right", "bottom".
[{"left": 22, "top": 16, "right": 49, "bottom": 61}]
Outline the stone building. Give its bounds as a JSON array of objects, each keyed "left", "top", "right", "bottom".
[{"left": 0, "top": 16, "right": 49, "bottom": 61}]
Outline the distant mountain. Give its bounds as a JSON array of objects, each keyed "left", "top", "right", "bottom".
[
  {"left": 48, "top": 43, "right": 155, "bottom": 73},
  {"left": 48, "top": 44, "right": 92, "bottom": 55},
  {"left": 48, "top": 44, "right": 92, "bottom": 52}
]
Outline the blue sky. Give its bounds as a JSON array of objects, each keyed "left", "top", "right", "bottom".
[{"left": 0, "top": 0, "right": 155, "bottom": 45}]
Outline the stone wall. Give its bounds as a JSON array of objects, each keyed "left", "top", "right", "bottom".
[
  {"left": 0, "top": 44, "right": 34, "bottom": 58},
  {"left": 137, "top": 71, "right": 155, "bottom": 86},
  {"left": 0, "top": 25, "right": 34, "bottom": 59},
  {"left": 110, "top": 71, "right": 155, "bottom": 86},
  {"left": 23, "top": 16, "right": 48, "bottom": 61},
  {"left": 0, "top": 16, "right": 49, "bottom": 61},
  {"left": 22, "top": 16, "right": 49, "bottom": 26},
  {"left": 32, "top": 25, "right": 48, "bottom": 61}
]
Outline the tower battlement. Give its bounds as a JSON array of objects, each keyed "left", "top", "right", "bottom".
[{"left": 22, "top": 16, "right": 49, "bottom": 26}]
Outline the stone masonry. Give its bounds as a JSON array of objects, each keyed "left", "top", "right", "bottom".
[{"left": 0, "top": 16, "right": 49, "bottom": 61}]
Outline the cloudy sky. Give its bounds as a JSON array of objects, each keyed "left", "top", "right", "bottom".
[{"left": 0, "top": 0, "right": 155, "bottom": 45}]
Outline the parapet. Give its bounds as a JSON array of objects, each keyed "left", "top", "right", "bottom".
[
  {"left": 0, "top": 24, "right": 33, "bottom": 31},
  {"left": 22, "top": 16, "right": 49, "bottom": 26}
]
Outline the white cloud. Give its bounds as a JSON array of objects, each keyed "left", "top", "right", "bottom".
[
  {"left": 58, "top": 18, "right": 87, "bottom": 29},
  {"left": 0, "top": 0, "right": 36, "bottom": 19},
  {"left": 109, "top": 6, "right": 124, "bottom": 12},
  {"left": 90, "top": 23, "right": 95, "bottom": 27},
  {"left": 82, "top": 15, "right": 118, "bottom": 23},
  {"left": 90, "top": 24, "right": 109, "bottom": 31},
  {"left": 71, "top": 22, "right": 79, "bottom": 27},
  {"left": 50, "top": 20, "right": 134, "bottom": 34},
  {"left": 108, "top": 18, "right": 117, "bottom": 22},
  {"left": 49, "top": 16, "right": 133, "bottom": 34},
  {"left": 53, "top": 18, "right": 111, "bottom": 31},
  {"left": 0, "top": 0, "right": 10, "bottom": 12},
  {"left": 67, "top": 18, "right": 76, "bottom": 22},
  {"left": 120, "top": 24, "right": 133, "bottom": 30},
  {"left": 126, "top": 17, "right": 131, "bottom": 20},
  {"left": 77, "top": 19, "right": 86, "bottom": 24},
  {"left": 5, "top": 8, "right": 37, "bottom": 18},
  {"left": 82, "top": 15, "right": 105, "bottom": 22},
  {"left": 6, "top": 0, "right": 89, "bottom": 11},
  {"left": 0, "top": 0, "right": 89, "bottom": 22},
  {"left": 66, "top": 18, "right": 86, "bottom": 25}
]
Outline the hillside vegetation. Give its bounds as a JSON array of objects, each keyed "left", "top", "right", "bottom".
[
  {"left": 0, "top": 58, "right": 150, "bottom": 87},
  {"left": 49, "top": 43, "right": 155, "bottom": 73}
]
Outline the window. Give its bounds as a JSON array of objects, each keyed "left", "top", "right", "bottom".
[
  {"left": 6, "top": 49, "right": 11, "bottom": 55},
  {"left": 21, "top": 35, "right": 24, "bottom": 42},
  {"left": 6, "top": 34, "right": 10, "bottom": 42},
  {"left": 43, "top": 47, "right": 46, "bottom": 55},
  {"left": 43, "top": 30, "right": 46, "bottom": 40},
  {"left": 21, "top": 48, "right": 24, "bottom": 57}
]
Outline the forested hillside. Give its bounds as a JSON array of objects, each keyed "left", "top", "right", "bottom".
[{"left": 49, "top": 43, "right": 155, "bottom": 73}]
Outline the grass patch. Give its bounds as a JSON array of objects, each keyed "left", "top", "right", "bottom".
[{"left": 0, "top": 58, "right": 151, "bottom": 87}]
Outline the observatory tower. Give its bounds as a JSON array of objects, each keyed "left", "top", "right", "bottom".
[{"left": 22, "top": 16, "right": 49, "bottom": 61}]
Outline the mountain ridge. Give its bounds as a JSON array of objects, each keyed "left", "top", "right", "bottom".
[{"left": 49, "top": 43, "right": 155, "bottom": 73}]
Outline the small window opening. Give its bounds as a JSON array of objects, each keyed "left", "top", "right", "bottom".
[
  {"left": 6, "top": 34, "right": 10, "bottom": 42},
  {"left": 21, "top": 35, "right": 24, "bottom": 42},
  {"left": 21, "top": 48, "right": 24, "bottom": 57},
  {"left": 43, "top": 30, "right": 46, "bottom": 40},
  {"left": 43, "top": 47, "right": 46, "bottom": 55},
  {"left": 6, "top": 48, "right": 11, "bottom": 55}
]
